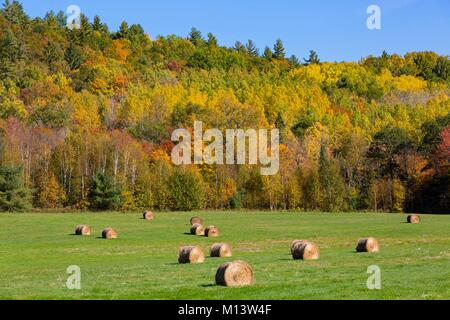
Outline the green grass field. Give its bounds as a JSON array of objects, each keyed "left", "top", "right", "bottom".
[{"left": 1, "top": 212, "right": 449, "bottom": 300}]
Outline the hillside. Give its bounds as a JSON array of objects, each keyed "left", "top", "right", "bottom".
[{"left": 0, "top": 1, "right": 449, "bottom": 213}]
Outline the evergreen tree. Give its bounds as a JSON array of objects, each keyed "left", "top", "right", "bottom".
[
  {"left": 188, "top": 27, "right": 203, "bottom": 46},
  {"left": 304, "top": 50, "right": 320, "bottom": 65},
  {"left": 434, "top": 56, "right": 450, "bottom": 81},
  {"left": 234, "top": 41, "right": 246, "bottom": 53},
  {"left": 263, "top": 46, "right": 273, "bottom": 60},
  {"left": 55, "top": 10, "right": 66, "bottom": 27},
  {"left": 273, "top": 38, "right": 285, "bottom": 59},
  {"left": 288, "top": 54, "right": 300, "bottom": 67},
  {"left": 0, "top": 29, "right": 20, "bottom": 79},
  {"left": 78, "top": 14, "right": 92, "bottom": 44},
  {"left": 44, "top": 42, "right": 61, "bottom": 70},
  {"left": 89, "top": 172, "right": 122, "bottom": 210},
  {"left": 126, "top": 24, "right": 147, "bottom": 47},
  {"left": 246, "top": 40, "right": 259, "bottom": 57},
  {"left": 0, "top": 29, "right": 19, "bottom": 62},
  {"left": 0, "top": 166, "right": 31, "bottom": 212},
  {"left": 64, "top": 43, "right": 85, "bottom": 70},
  {"left": 114, "top": 21, "right": 129, "bottom": 39},
  {"left": 1, "top": 0, "right": 28, "bottom": 24},
  {"left": 92, "top": 15, "right": 103, "bottom": 32},
  {"left": 206, "top": 33, "right": 218, "bottom": 46}
]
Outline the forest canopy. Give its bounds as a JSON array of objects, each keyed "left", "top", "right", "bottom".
[{"left": 0, "top": 1, "right": 449, "bottom": 213}]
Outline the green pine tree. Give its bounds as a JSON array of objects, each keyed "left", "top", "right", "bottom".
[
  {"left": 64, "top": 43, "right": 85, "bottom": 70},
  {"left": 113, "top": 21, "right": 129, "bottom": 39},
  {"left": 304, "top": 50, "right": 320, "bottom": 65},
  {"left": 206, "top": 33, "right": 218, "bottom": 46},
  {"left": 55, "top": 10, "right": 66, "bottom": 27},
  {"left": 0, "top": 29, "right": 19, "bottom": 62},
  {"left": 288, "top": 55, "right": 300, "bottom": 67},
  {"left": 234, "top": 41, "right": 246, "bottom": 53},
  {"left": 263, "top": 46, "right": 273, "bottom": 60},
  {"left": 0, "top": 166, "right": 31, "bottom": 212},
  {"left": 1, "top": 0, "right": 28, "bottom": 24},
  {"left": 92, "top": 15, "right": 104, "bottom": 32},
  {"left": 89, "top": 172, "right": 123, "bottom": 210},
  {"left": 44, "top": 42, "right": 61, "bottom": 70},
  {"left": 246, "top": 40, "right": 259, "bottom": 57},
  {"left": 273, "top": 38, "right": 285, "bottom": 59},
  {"left": 77, "top": 14, "right": 92, "bottom": 44},
  {"left": 188, "top": 27, "right": 203, "bottom": 46}
]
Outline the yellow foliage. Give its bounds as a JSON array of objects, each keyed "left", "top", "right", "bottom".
[
  {"left": 70, "top": 91, "right": 102, "bottom": 127},
  {"left": 393, "top": 75, "right": 427, "bottom": 91},
  {"left": 290, "top": 64, "right": 325, "bottom": 84},
  {"left": 320, "top": 62, "right": 347, "bottom": 87}
]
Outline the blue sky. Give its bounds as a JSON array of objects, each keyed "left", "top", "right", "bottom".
[{"left": 19, "top": 0, "right": 450, "bottom": 62}]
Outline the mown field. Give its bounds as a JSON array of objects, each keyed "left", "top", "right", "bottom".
[{"left": 0, "top": 212, "right": 449, "bottom": 300}]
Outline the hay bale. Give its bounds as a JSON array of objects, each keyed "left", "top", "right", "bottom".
[
  {"left": 407, "top": 214, "right": 421, "bottom": 224},
  {"left": 356, "top": 237, "right": 379, "bottom": 253},
  {"left": 143, "top": 211, "right": 154, "bottom": 220},
  {"left": 102, "top": 228, "right": 118, "bottom": 239},
  {"left": 190, "top": 223, "right": 205, "bottom": 236},
  {"left": 291, "top": 240, "right": 320, "bottom": 260},
  {"left": 75, "top": 225, "right": 91, "bottom": 236},
  {"left": 291, "top": 240, "right": 308, "bottom": 254},
  {"left": 190, "top": 216, "right": 203, "bottom": 225},
  {"left": 210, "top": 243, "right": 232, "bottom": 258},
  {"left": 215, "top": 260, "right": 254, "bottom": 287},
  {"left": 178, "top": 246, "right": 205, "bottom": 264},
  {"left": 205, "top": 225, "right": 220, "bottom": 237}
]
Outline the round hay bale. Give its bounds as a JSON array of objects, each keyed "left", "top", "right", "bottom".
[
  {"left": 291, "top": 241, "right": 320, "bottom": 260},
  {"left": 215, "top": 260, "right": 254, "bottom": 287},
  {"left": 178, "top": 246, "right": 205, "bottom": 264},
  {"left": 143, "top": 211, "right": 154, "bottom": 220},
  {"left": 210, "top": 243, "right": 232, "bottom": 258},
  {"left": 205, "top": 225, "right": 220, "bottom": 237},
  {"left": 356, "top": 237, "right": 379, "bottom": 253},
  {"left": 407, "top": 214, "right": 420, "bottom": 224},
  {"left": 102, "top": 228, "right": 118, "bottom": 239},
  {"left": 75, "top": 225, "right": 91, "bottom": 236},
  {"left": 190, "top": 216, "right": 203, "bottom": 225},
  {"left": 291, "top": 240, "right": 308, "bottom": 254},
  {"left": 190, "top": 223, "right": 205, "bottom": 236}
]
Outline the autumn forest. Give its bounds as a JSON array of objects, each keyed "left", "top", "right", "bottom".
[{"left": 0, "top": 1, "right": 449, "bottom": 213}]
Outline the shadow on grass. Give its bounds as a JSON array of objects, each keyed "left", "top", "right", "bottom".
[{"left": 199, "top": 284, "right": 216, "bottom": 288}]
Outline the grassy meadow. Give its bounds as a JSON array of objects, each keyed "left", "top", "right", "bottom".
[{"left": 0, "top": 212, "right": 449, "bottom": 300}]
